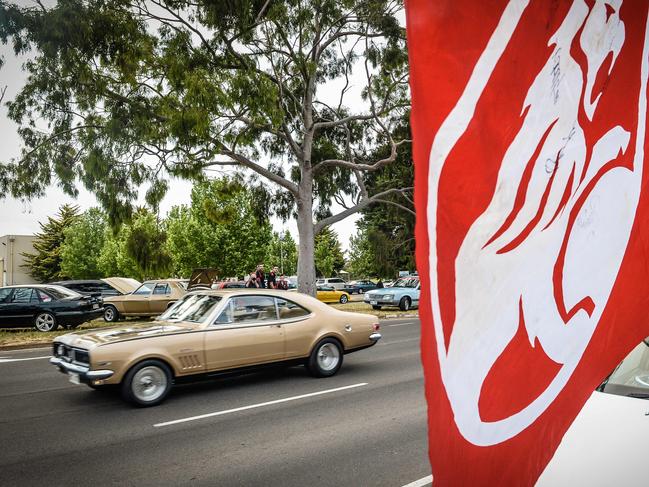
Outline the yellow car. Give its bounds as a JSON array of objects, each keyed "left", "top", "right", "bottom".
[{"left": 316, "top": 285, "right": 350, "bottom": 304}]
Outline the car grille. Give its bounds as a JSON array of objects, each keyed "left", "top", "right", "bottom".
[{"left": 53, "top": 344, "right": 90, "bottom": 365}]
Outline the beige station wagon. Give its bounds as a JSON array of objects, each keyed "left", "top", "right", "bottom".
[
  {"left": 102, "top": 279, "right": 187, "bottom": 322},
  {"left": 50, "top": 289, "right": 382, "bottom": 406}
]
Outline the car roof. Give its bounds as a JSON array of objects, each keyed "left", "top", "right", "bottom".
[{"left": 188, "top": 289, "right": 330, "bottom": 308}]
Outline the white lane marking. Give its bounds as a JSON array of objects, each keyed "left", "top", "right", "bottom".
[
  {"left": 379, "top": 338, "right": 420, "bottom": 346},
  {"left": 1, "top": 346, "right": 51, "bottom": 353},
  {"left": 0, "top": 356, "right": 51, "bottom": 363},
  {"left": 154, "top": 382, "right": 368, "bottom": 428},
  {"left": 400, "top": 475, "right": 433, "bottom": 487},
  {"left": 388, "top": 322, "right": 417, "bottom": 327}
]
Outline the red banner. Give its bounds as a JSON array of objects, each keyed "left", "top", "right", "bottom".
[{"left": 407, "top": 0, "right": 649, "bottom": 484}]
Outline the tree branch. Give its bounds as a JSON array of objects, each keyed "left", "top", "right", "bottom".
[{"left": 314, "top": 187, "right": 413, "bottom": 233}]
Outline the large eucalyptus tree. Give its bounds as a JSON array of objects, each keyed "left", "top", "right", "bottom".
[{"left": 0, "top": 0, "right": 410, "bottom": 294}]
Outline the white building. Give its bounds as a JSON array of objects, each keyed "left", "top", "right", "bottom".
[{"left": 0, "top": 234, "right": 36, "bottom": 286}]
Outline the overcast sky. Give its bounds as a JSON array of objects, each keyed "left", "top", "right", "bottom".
[{"left": 0, "top": 1, "right": 362, "bottom": 250}]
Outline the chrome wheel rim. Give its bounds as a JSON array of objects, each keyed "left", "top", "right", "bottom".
[
  {"left": 105, "top": 307, "right": 115, "bottom": 321},
  {"left": 132, "top": 366, "right": 168, "bottom": 402},
  {"left": 403, "top": 299, "right": 410, "bottom": 310},
  {"left": 35, "top": 314, "right": 55, "bottom": 332},
  {"left": 317, "top": 343, "right": 340, "bottom": 371},
  {"left": 340, "top": 295, "right": 348, "bottom": 303}
]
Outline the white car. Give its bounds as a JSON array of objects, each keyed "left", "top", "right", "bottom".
[
  {"left": 537, "top": 337, "right": 649, "bottom": 486},
  {"left": 315, "top": 277, "right": 347, "bottom": 290}
]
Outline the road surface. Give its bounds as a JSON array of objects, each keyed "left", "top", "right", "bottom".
[{"left": 0, "top": 318, "right": 431, "bottom": 487}]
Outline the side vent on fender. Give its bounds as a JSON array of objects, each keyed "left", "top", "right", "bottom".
[{"left": 179, "top": 354, "right": 202, "bottom": 370}]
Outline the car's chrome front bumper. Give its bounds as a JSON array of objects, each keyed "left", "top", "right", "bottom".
[{"left": 49, "top": 357, "right": 114, "bottom": 381}]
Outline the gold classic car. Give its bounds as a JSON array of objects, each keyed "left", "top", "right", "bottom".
[
  {"left": 50, "top": 289, "right": 382, "bottom": 406},
  {"left": 316, "top": 285, "right": 350, "bottom": 304},
  {"left": 102, "top": 279, "right": 187, "bottom": 322}
]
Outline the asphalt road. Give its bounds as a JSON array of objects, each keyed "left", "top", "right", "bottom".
[{"left": 0, "top": 318, "right": 431, "bottom": 487}]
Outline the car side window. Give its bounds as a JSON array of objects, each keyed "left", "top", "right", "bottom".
[
  {"left": 0, "top": 288, "right": 13, "bottom": 303},
  {"left": 36, "top": 290, "right": 53, "bottom": 302},
  {"left": 276, "top": 298, "right": 309, "bottom": 320},
  {"left": 133, "top": 283, "right": 155, "bottom": 295},
  {"left": 153, "top": 284, "right": 170, "bottom": 295},
  {"left": 231, "top": 296, "right": 278, "bottom": 323},
  {"left": 11, "top": 288, "right": 34, "bottom": 303}
]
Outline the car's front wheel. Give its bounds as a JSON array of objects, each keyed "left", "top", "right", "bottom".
[
  {"left": 358, "top": 288, "right": 364, "bottom": 294},
  {"left": 339, "top": 294, "right": 349, "bottom": 304},
  {"left": 399, "top": 296, "right": 412, "bottom": 311},
  {"left": 34, "top": 312, "right": 57, "bottom": 332},
  {"left": 121, "top": 360, "right": 172, "bottom": 407},
  {"left": 103, "top": 305, "right": 120, "bottom": 322},
  {"left": 306, "top": 338, "right": 343, "bottom": 378}
]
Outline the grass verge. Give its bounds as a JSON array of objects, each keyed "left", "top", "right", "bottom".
[
  {"left": 0, "top": 304, "right": 418, "bottom": 349},
  {"left": 330, "top": 301, "right": 419, "bottom": 318}
]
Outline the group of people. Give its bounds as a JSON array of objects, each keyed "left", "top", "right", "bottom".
[{"left": 245, "top": 264, "right": 289, "bottom": 290}]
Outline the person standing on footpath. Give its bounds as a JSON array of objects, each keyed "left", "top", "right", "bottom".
[
  {"left": 376, "top": 278, "right": 384, "bottom": 289},
  {"left": 246, "top": 272, "right": 259, "bottom": 288},
  {"left": 268, "top": 266, "right": 279, "bottom": 289},
  {"left": 255, "top": 264, "right": 266, "bottom": 288}
]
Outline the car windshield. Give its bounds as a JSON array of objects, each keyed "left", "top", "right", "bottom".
[
  {"left": 598, "top": 338, "right": 649, "bottom": 399},
  {"left": 159, "top": 294, "right": 222, "bottom": 323},
  {"left": 392, "top": 278, "right": 419, "bottom": 288}
]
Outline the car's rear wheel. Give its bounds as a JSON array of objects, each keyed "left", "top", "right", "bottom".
[
  {"left": 104, "top": 305, "right": 120, "bottom": 322},
  {"left": 121, "top": 360, "right": 172, "bottom": 407},
  {"left": 358, "top": 288, "right": 364, "bottom": 294},
  {"left": 34, "top": 312, "right": 57, "bottom": 332},
  {"left": 372, "top": 305, "right": 382, "bottom": 310},
  {"left": 399, "top": 296, "right": 412, "bottom": 311},
  {"left": 339, "top": 294, "right": 349, "bottom": 304},
  {"left": 306, "top": 338, "right": 343, "bottom": 378}
]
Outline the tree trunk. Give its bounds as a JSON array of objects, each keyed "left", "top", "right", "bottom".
[{"left": 296, "top": 192, "right": 316, "bottom": 296}]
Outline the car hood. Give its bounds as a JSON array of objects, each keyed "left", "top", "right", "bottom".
[
  {"left": 55, "top": 321, "right": 202, "bottom": 349},
  {"left": 537, "top": 391, "right": 649, "bottom": 486},
  {"left": 101, "top": 277, "right": 141, "bottom": 295}
]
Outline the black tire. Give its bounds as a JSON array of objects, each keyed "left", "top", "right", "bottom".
[
  {"left": 372, "top": 305, "right": 382, "bottom": 310},
  {"left": 399, "top": 296, "right": 412, "bottom": 311},
  {"left": 306, "top": 338, "right": 344, "bottom": 378},
  {"left": 339, "top": 294, "right": 349, "bottom": 304},
  {"left": 103, "top": 305, "right": 120, "bottom": 322},
  {"left": 166, "top": 301, "right": 176, "bottom": 309},
  {"left": 358, "top": 288, "right": 364, "bottom": 294},
  {"left": 121, "top": 359, "right": 173, "bottom": 407},
  {"left": 34, "top": 312, "right": 57, "bottom": 332}
]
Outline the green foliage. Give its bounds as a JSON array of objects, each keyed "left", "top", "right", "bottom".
[
  {"left": 22, "top": 204, "right": 81, "bottom": 282},
  {"left": 166, "top": 178, "right": 272, "bottom": 277},
  {"left": 0, "top": 0, "right": 410, "bottom": 294},
  {"left": 123, "top": 209, "right": 172, "bottom": 280},
  {"left": 265, "top": 231, "right": 298, "bottom": 276},
  {"left": 346, "top": 229, "right": 376, "bottom": 279},
  {"left": 96, "top": 227, "right": 139, "bottom": 279},
  {"left": 314, "top": 227, "right": 345, "bottom": 278},
  {"left": 356, "top": 119, "right": 415, "bottom": 278},
  {"left": 60, "top": 208, "right": 106, "bottom": 279}
]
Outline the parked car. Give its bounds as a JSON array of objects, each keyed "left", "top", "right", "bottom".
[
  {"left": 50, "top": 289, "right": 382, "bottom": 406},
  {"left": 0, "top": 284, "right": 103, "bottom": 331},
  {"left": 102, "top": 279, "right": 187, "bottom": 322},
  {"left": 316, "top": 286, "right": 350, "bottom": 304},
  {"left": 364, "top": 277, "right": 420, "bottom": 311},
  {"left": 315, "top": 277, "right": 347, "bottom": 290},
  {"left": 215, "top": 281, "right": 247, "bottom": 289},
  {"left": 536, "top": 337, "right": 649, "bottom": 485},
  {"left": 343, "top": 280, "right": 378, "bottom": 294},
  {"left": 50, "top": 277, "right": 141, "bottom": 297}
]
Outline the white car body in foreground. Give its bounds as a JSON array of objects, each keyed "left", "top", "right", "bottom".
[{"left": 537, "top": 339, "right": 649, "bottom": 487}]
